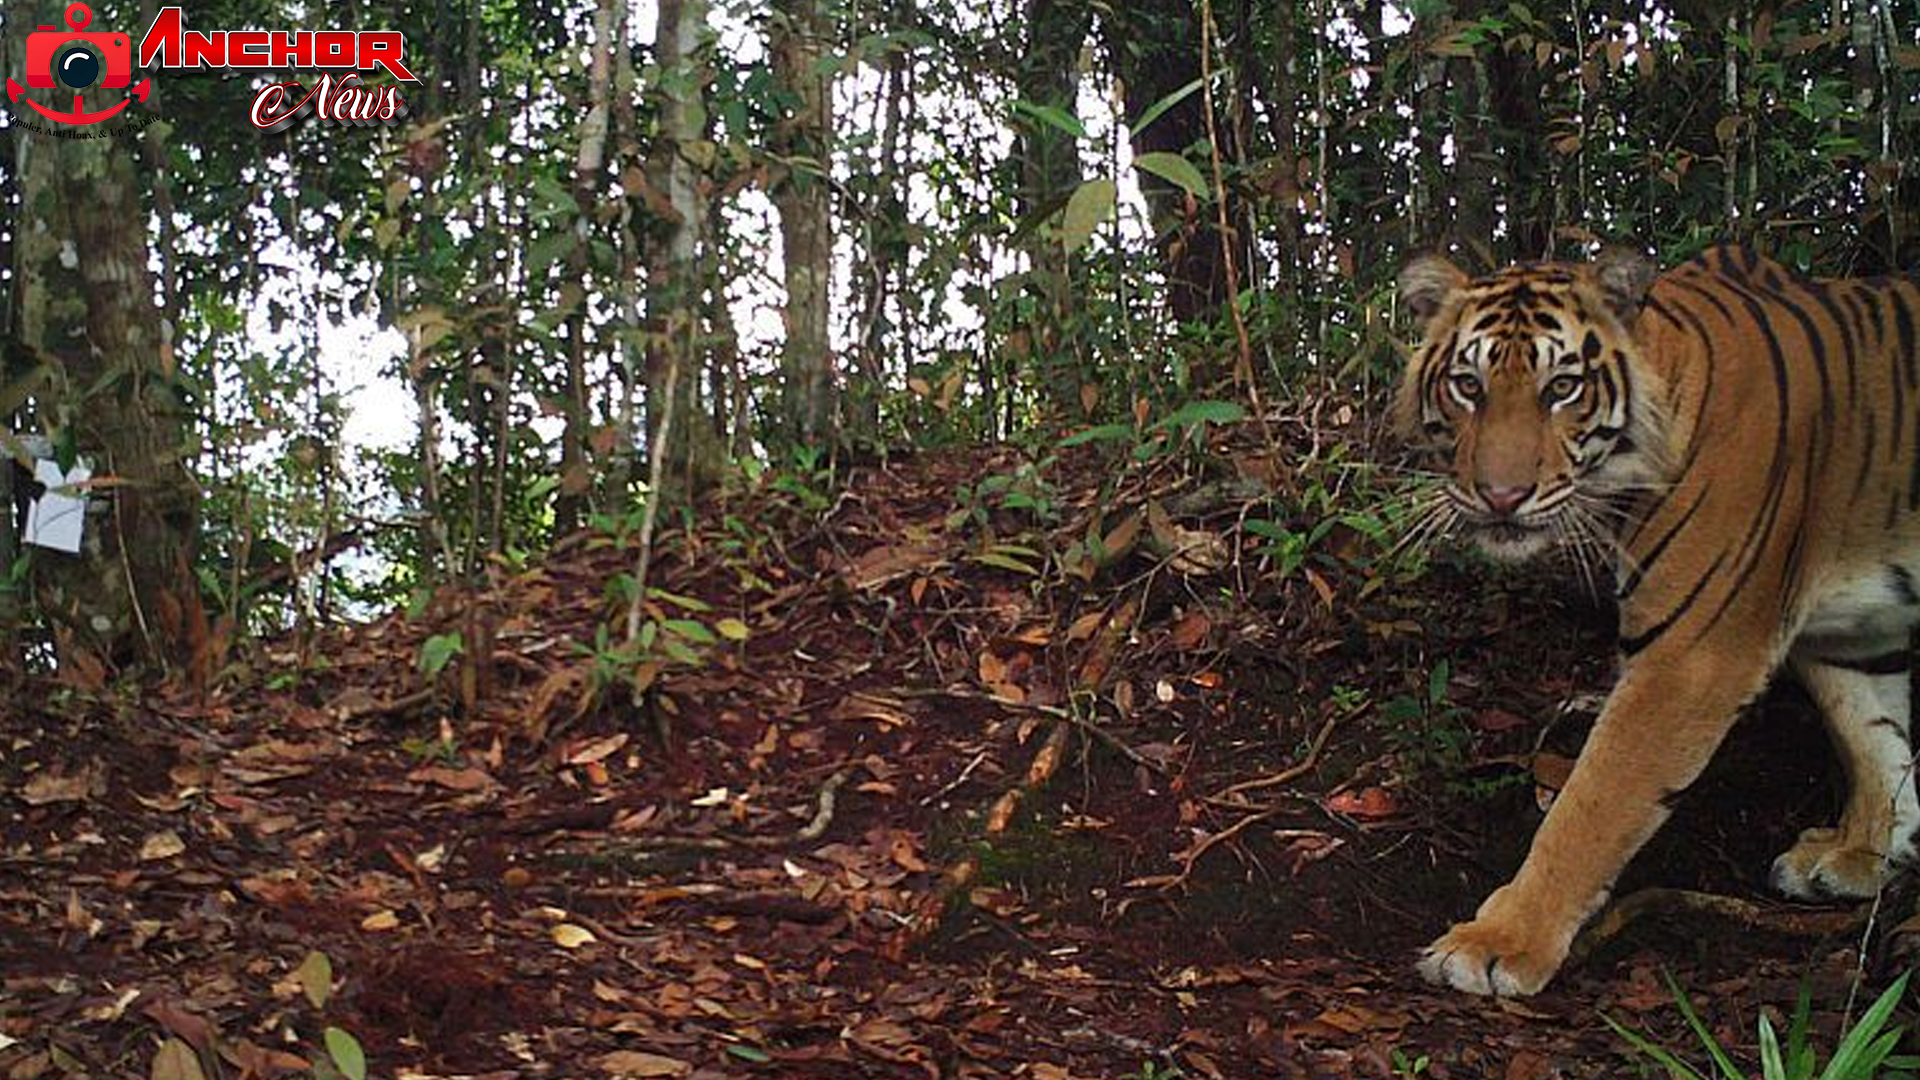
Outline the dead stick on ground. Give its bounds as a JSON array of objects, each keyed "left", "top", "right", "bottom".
[
  {"left": 899, "top": 687, "right": 1167, "bottom": 774},
  {"left": 1206, "top": 709, "right": 1345, "bottom": 806},
  {"left": 1158, "top": 712, "right": 1346, "bottom": 889},
  {"left": 1569, "top": 887, "right": 1867, "bottom": 963},
  {"left": 622, "top": 767, "right": 853, "bottom": 851}
]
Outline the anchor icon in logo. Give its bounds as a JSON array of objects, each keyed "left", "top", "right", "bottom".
[{"left": 6, "top": 2, "right": 151, "bottom": 126}]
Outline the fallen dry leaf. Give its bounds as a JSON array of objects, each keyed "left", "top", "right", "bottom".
[
  {"left": 552, "top": 923, "right": 597, "bottom": 949},
  {"left": 598, "top": 1050, "right": 692, "bottom": 1078},
  {"left": 138, "top": 830, "right": 186, "bottom": 861},
  {"left": 21, "top": 768, "right": 92, "bottom": 806},
  {"left": 1322, "top": 787, "right": 1400, "bottom": 820},
  {"left": 408, "top": 765, "right": 494, "bottom": 792}
]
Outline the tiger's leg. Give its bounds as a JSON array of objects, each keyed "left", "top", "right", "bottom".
[
  {"left": 1772, "top": 650, "right": 1918, "bottom": 899},
  {"left": 1420, "top": 645, "right": 1776, "bottom": 996}
]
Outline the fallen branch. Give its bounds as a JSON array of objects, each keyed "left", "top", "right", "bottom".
[
  {"left": 1205, "top": 708, "right": 1345, "bottom": 808},
  {"left": 1145, "top": 711, "right": 1347, "bottom": 890},
  {"left": 1570, "top": 887, "right": 1867, "bottom": 963}
]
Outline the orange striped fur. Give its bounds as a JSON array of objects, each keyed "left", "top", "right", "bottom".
[{"left": 1395, "top": 245, "right": 1920, "bottom": 995}]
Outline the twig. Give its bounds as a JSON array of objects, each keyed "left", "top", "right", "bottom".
[
  {"left": 618, "top": 766, "right": 853, "bottom": 852},
  {"left": 897, "top": 686, "right": 1168, "bottom": 774},
  {"left": 1151, "top": 711, "right": 1347, "bottom": 889},
  {"left": 1206, "top": 708, "right": 1345, "bottom": 806},
  {"left": 922, "top": 748, "right": 991, "bottom": 806},
  {"left": 1158, "top": 804, "right": 1285, "bottom": 890},
  {"left": 790, "top": 767, "right": 850, "bottom": 843}
]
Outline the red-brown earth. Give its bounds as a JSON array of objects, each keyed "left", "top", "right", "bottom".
[{"left": 2, "top": 437, "right": 1913, "bottom": 1079}]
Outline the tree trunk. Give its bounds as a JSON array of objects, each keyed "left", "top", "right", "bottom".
[
  {"left": 1109, "top": 0, "right": 1248, "bottom": 322},
  {"left": 555, "top": 0, "right": 619, "bottom": 534},
  {"left": 771, "top": 0, "right": 836, "bottom": 445},
  {"left": 12, "top": 86, "right": 201, "bottom": 675},
  {"left": 645, "top": 0, "right": 723, "bottom": 492}
]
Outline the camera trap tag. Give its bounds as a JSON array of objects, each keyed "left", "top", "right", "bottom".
[{"left": 24, "top": 457, "right": 89, "bottom": 554}]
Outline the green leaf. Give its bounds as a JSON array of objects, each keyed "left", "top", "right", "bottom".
[
  {"left": 1150, "top": 399, "right": 1244, "bottom": 431},
  {"left": 726, "top": 1044, "right": 773, "bottom": 1064},
  {"left": 1427, "top": 659, "right": 1451, "bottom": 707},
  {"left": 419, "top": 632, "right": 464, "bottom": 676},
  {"left": 1010, "top": 99, "right": 1087, "bottom": 141},
  {"left": 1061, "top": 178, "right": 1117, "bottom": 253},
  {"left": 526, "top": 231, "right": 577, "bottom": 275},
  {"left": 1244, "top": 519, "right": 1292, "bottom": 541},
  {"left": 715, "top": 617, "right": 751, "bottom": 642},
  {"left": 648, "top": 589, "right": 713, "bottom": 613},
  {"left": 659, "top": 636, "right": 704, "bottom": 666},
  {"left": 970, "top": 550, "right": 1039, "bottom": 575},
  {"left": 1134, "top": 151, "right": 1209, "bottom": 198},
  {"left": 1131, "top": 76, "right": 1204, "bottom": 136},
  {"left": 1758, "top": 1013, "right": 1785, "bottom": 1080},
  {"left": 296, "top": 950, "right": 332, "bottom": 1009},
  {"left": 663, "top": 618, "right": 717, "bottom": 645},
  {"left": 324, "top": 1027, "right": 367, "bottom": 1080},
  {"left": 1601, "top": 1012, "right": 1710, "bottom": 1080},
  {"left": 1823, "top": 972, "right": 1909, "bottom": 1080}
]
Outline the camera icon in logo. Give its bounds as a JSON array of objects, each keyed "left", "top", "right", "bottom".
[
  {"left": 25, "top": 2, "right": 130, "bottom": 90},
  {"left": 5, "top": 1, "right": 149, "bottom": 126}
]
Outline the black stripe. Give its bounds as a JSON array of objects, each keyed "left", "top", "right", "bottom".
[
  {"left": 1804, "top": 282, "right": 1859, "bottom": 408},
  {"left": 1620, "top": 488, "right": 1705, "bottom": 598},
  {"left": 1892, "top": 285, "right": 1917, "bottom": 387},
  {"left": 1619, "top": 549, "right": 1728, "bottom": 656},
  {"left": 1855, "top": 408, "right": 1877, "bottom": 502},
  {"left": 1811, "top": 652, "right": 1913, "bottom": 675},
  {"left": 1681, "top": 276, "right": 1795, "bottom": 629},
  {"left": 1891, "top": 565, "right": 1919, "bottom": 605}
]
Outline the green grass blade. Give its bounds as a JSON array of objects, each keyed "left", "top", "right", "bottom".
[
  {"left": 1663, "top": 970, "right": 1746, "bottom": 1080},
  {"left": 1761, "top": 1012, "right": 1787, "bottom": 1080},
  {"left": 1603, "top": 1011, "right": 1712, "bottom": 1080},
  {"left": 1823, "top": 973, "right": 1911, "bottom": 1080}
]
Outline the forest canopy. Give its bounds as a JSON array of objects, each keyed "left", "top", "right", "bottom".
[{"left": 0, "top": 0, "right": 1913, "bottom": 671}]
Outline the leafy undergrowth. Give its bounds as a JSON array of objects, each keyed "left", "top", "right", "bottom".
[{"left": 3, "top": 425, "right": 1914, "bottom": 1078}]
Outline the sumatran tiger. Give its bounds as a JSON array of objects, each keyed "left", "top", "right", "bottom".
[{"left": 1394, "top": 244, "right": 1920, "bottom": 996}]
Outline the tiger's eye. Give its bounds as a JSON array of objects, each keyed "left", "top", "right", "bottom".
[
  {"left": 1545, "top": 373, "right": 1584, "bottom": 404},
  {"left": 1450, "top": 372, "right": 1484, "bottom": 402}
]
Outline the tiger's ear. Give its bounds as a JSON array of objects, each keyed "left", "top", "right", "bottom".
[
  {"left": 1592, "top": 247, "right": 1657, "bottom": 321},
  {"left": 1399, "top": 255, "right": 1468, "bottom": 332}
]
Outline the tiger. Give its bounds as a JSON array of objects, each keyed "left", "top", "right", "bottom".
[{"left": 1394, "top": 243, "right": 1920, "bottom": 996}]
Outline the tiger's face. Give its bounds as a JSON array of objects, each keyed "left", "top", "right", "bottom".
[{"left": 1395, "top": 250, "right": 1671, "bottom": 564}]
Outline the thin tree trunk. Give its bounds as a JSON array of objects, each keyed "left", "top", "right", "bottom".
[
  {"left": 646, "top": 0, "right": 722, "bottom": 490},
  {"left": 772, "top": 0, "right": 836, "bottom": 444},
  {"left": 556, "top": 0, "right": 619, "bottom": 534}
]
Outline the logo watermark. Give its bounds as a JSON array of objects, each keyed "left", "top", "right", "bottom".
[{"left": 6, "top": 2, "right": 418, "bottom": 132}]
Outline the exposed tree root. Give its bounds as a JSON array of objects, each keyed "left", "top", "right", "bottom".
[{"left": 1570, "top": 887, "right": 1867, "bottom": 963}]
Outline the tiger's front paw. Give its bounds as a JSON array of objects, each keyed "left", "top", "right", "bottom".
[{"left": 1418, "top": 916, "right": 1569, "bottom": 997}]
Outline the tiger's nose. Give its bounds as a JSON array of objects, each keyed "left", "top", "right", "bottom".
[{"left": 1478, "top": 483, "right": 1534, "bottom": 517}]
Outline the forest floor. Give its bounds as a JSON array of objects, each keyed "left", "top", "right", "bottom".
[{"left": 3, "top": 432, "right": 1915, "bottom": 1079}]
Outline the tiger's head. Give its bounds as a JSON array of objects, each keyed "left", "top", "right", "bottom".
[{"left": 1393, "top": 249, "right": 1673, "bottom": 563}]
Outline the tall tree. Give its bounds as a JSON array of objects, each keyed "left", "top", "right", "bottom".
[
  {"left": 645, "top": 0, "right": 724, "bottom": 489},
  {"left": 11, "top": 82, "right": 202, "bottom": 674},
  {"left": 772, "top": 0, "right": 836, "bottom": 444},
  {"left": 1109, "top": 0, "right": 1250, "bottom": 323}
]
